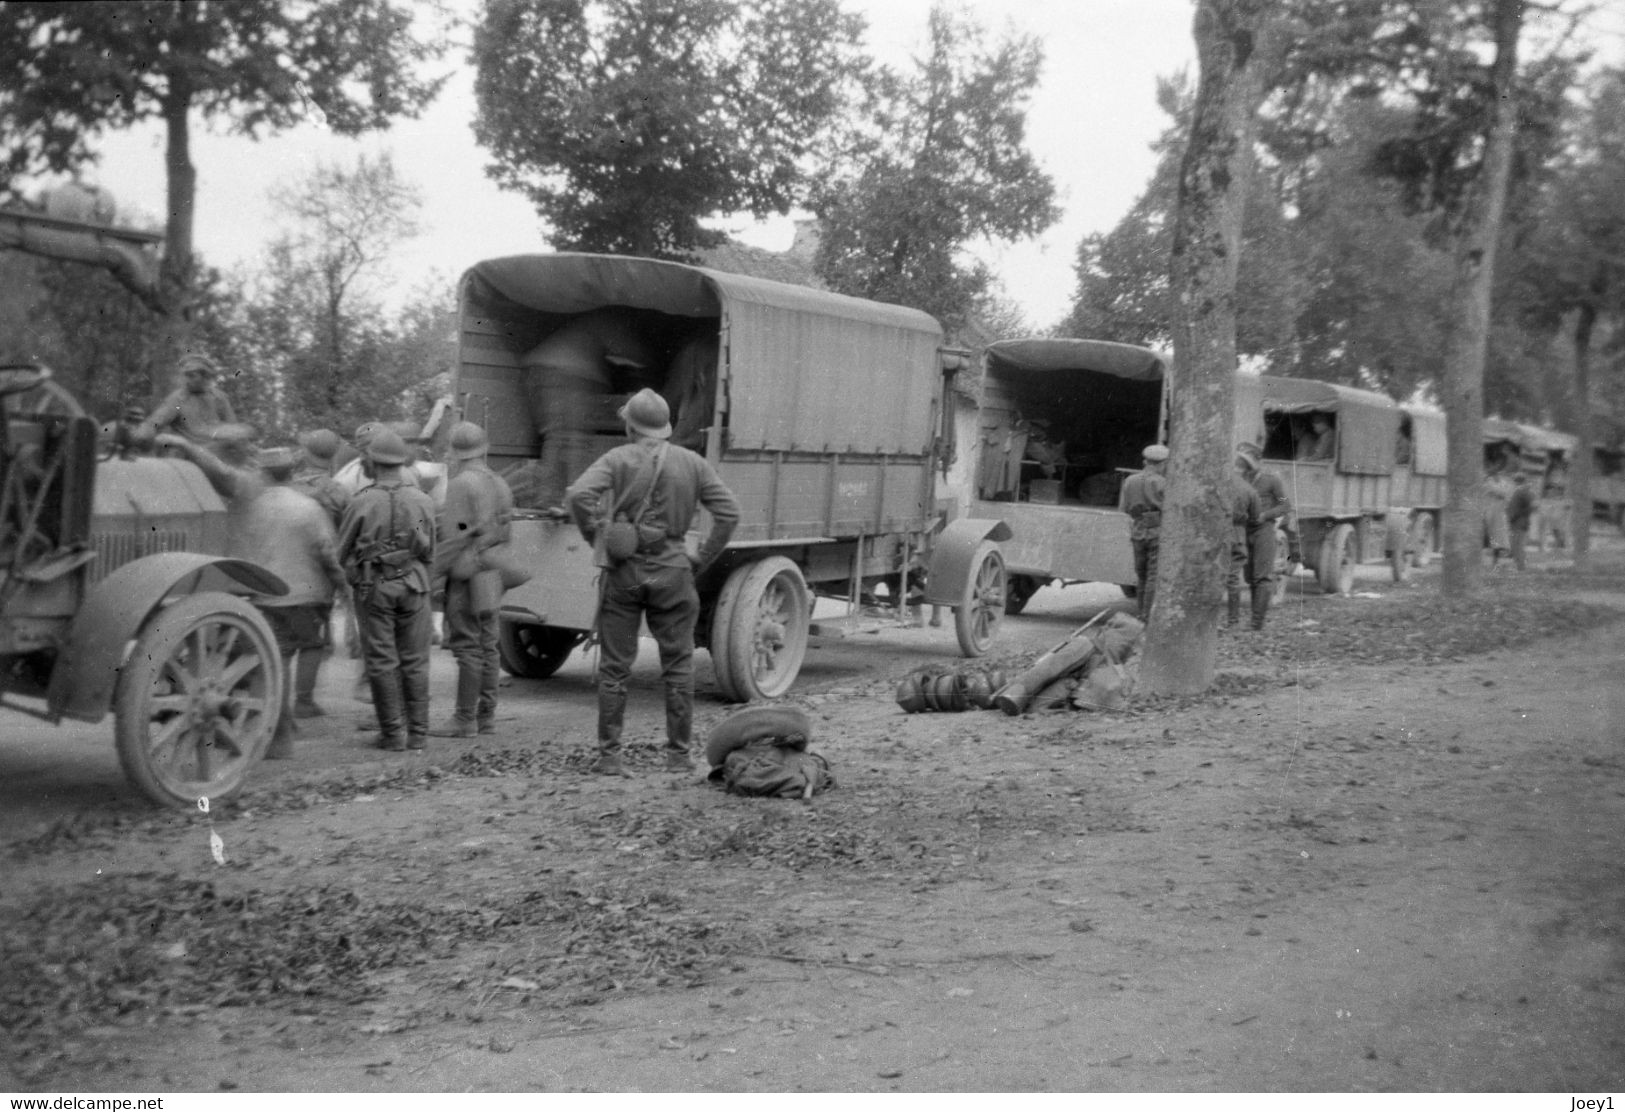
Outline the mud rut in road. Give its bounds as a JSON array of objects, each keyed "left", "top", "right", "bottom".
[{"left": 4, "top": 550, "right": 1625, "bottom": 1093}]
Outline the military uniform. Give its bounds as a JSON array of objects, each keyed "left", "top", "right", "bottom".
[
  {"left": 338, "top": 431, "right": 437, "bottom": 751},
  {"left": 1227, "top": 472, "right": 1264, "bottom": 627},
  {"left": 567, "top": 389, "right": 739, "bottom": 774},
  {"left": 1119, "top": 445, "right": 1168, "bottom": 619},
  {"left": 430, "top": 423, "right": 516, "bottom": 737},
  {"left": 1237, "top": 445, "right": 1291, "bottom": 630}
]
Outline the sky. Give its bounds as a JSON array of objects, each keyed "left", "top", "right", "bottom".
[{"left": 75, "top": 0, "right": 1202, "bottom": 331}]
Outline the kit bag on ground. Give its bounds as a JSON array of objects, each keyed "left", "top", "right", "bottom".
[{"left": 704, "top": 705, "right": 833, "bottom": 799}]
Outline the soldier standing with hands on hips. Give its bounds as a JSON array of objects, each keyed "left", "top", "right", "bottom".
[
  {"left": 430, "top": 421, "right": 517, "bottom": 739},
  {"left": 338, "top": 429, "right": 437, "bottom": 752},
  {"left": 567, "top": 388, "right": 740, "bottom": 777}
]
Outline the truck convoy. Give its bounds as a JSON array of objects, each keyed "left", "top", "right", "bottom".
[{"left": 453, "top": 253, "right": 1011, "bottom": 702}]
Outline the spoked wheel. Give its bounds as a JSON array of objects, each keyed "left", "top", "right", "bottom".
[
  {"left": 711, "top": 556, "right": 810, "bottom": 702},
  {"left": 1410, "top": 513, "right": 1436, "bottom": 568},
  {"left": 0, "top": 365, "right": 83, "bottom": 418},
  {"left": 114, "top": 593, "right": 282, "bottom": 809},
  {"left": 954, "top": 540, "right": 1006, "bottom": 657},
  {"left": 1004, "top": 573, "right": 1040, "bottom": 615},
  {"left": 497, "top": 620, "right": 582, "bottom": 679},
  {"left": 1317, "top": 523, "right": 1357, "bottom": 596}
]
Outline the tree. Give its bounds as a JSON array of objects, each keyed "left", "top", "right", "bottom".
[
  {"left": 471, "top": 0, "right": 865, "bottom": 259},
  {"left": 231, "top": 154, "right": 432, "bottom": 439},
  {"left": 810, "top": 4, "right": 1058, "bottom": 335},
  {"left": 1433, "top": 0, "right": 1522, "bottom": 597},
  {"left": 1504, "top": 64, "right": 1625, "bottom": 570},
  {"left": 0, "top": 0, "right": 446, "bottom": 306},
  {"left": 1138, "top": 0, "right": 1281, "bottom": 697}
]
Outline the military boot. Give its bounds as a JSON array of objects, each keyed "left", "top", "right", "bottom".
[
  {"left": 663, "top": 682, "right": 693, "bottom": 772},
  {"left": 370, "top": 674, "right": 407, "bottom": 751},
  {"left": 590, "top": 686, "right": 630, "bottom": 776},
  {"left": 404, "top": 675, "right": 430, "bottom": 751},
  {"left": 476, "top": 659, "right": 500, "bottom": 735},
  {"left": 292, "top": 648, "right": 326, "bottom": 718},
  {"left": 1226, "top": 588, "right": 1242, "bottom": 628},
  {"left": 429, "top": 667, "right": 481, "bottom": 738},
  {"left": 1250, "top": 584, "right": 1271, "bottom": 631}
]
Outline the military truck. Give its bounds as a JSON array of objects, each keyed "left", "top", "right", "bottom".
[
  {"left": 1, "top": 205, "right": 287, "bottom": 808},
  {"left": 453, "top": 253, "right": 1010, "bottom": 701}
]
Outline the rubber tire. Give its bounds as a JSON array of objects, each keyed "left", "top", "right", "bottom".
[
  {"left": 497, "top": 620, "right": 580, "bottom": 679},
  {"left": 954, "top": 540, "right": 1007, "bottom": 658},
  {"left": 1004, "top": 573, "right": 1040, "bottom": 615},
  {"left": 710, "top": 556, "right": 810, "bottom": 702},
  {"left": 114, "top": 593, "right": 282, "bottom": 809},
  {"left": 703, "top": 705, "right": 814, "bottom": 768},
  {"left": 1317, "top": 523, "right": 1357, "bottom": 596},
  {"left": 1410, "top": 513, "right": 1436, "bottom": 568}
]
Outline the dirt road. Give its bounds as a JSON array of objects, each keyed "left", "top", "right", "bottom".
[{"left": 4, "top": 544, "right": 1624, "bottom": 1093}]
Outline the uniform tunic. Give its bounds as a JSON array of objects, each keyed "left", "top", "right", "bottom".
[
  {"left": 1244, "top": 467, "right": 1291, "bottom": 584},
  {"left": 566, "top": 439, "right": 740, "bottom": 753}
]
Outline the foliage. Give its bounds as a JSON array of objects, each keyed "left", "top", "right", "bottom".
[
  {"left": 205, "top": 154, "right": 450, "bottom": 441},
  {"left": 0, "top": 0, "right": 446, "bottom": 288},
  {"left": 471, "top": 0, "right": 865, "bottom": 259},
  {"left": 810, "top": 3, "right": 1058, "bottom": 334}
]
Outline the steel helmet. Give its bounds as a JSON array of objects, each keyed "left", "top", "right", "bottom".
[
  {"left": 365, "top": 429, "right": 410, "bottom": 466},
  {"left": 618, "top": 388, "right": 671, "bottom": 440},
  {"left": 448, "top": 421, "right": 489, "bottom": 460},
  {"left": 299, "top": 428, "right": 343, "bottom": 462}
]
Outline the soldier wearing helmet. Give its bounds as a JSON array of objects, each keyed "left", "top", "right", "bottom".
[
  {"left": 566, "top": 388, "right": 740, "bottom": 776},
  {"left": 337, "top": 429, "right": 438, "bottom": 752},
  {"left": 133, "top": 351, "right": 237, "bottom": 446},
  {"left": 428, "top": 421, "right": 517, "bottom": 738},
  {"left": 292, "top": 428, "right": 352, "bottom": 528}
]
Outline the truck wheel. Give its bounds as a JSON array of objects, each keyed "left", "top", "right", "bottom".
[
  {"left": 497, "top": 619, "right": 581, "bottom": 679},
  {"left": 954, "top": 540, "right": 1006, "bottom": 657},
  {"left": 711, "top": 556, "right": 810, "bottom": 701},
  {"left": 1004, "top": 574, "right": 1040, "bottom": 615},
  {"left": 114, "top": 593, "right": 282, "bottom": 809},
  {"left": 1317, "top": 523, "right": 1357, "bottom": 596},
  {"left": 1410, "top": 513, "right": 1436, "bottom": 568}
]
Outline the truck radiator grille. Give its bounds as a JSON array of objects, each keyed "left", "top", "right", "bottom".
[{"left": 90, "top": 529, "right": 193, "bottom": 582}]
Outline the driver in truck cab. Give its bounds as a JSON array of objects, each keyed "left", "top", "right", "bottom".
[{"left": 133, "top": 352, "right": 237, "bottom": 446}]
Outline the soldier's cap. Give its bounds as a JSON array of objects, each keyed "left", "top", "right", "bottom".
[
  {"left": 299, "top": 428, "right": 343, "bottom": 462},
  {"left": 257, "top": 446, "right": 299, "bottom": 474},
  {"left": 618, "top": 388, "right": 671, "bottom": 440},
  {"left": 448, "top": 420, "right": 489, "bottom": 460},
  {"left": 365, "top": 429, "right": 410, "bottom": 466},
  {"left": 178, "top": 352, "right": 220, "bottom": 378},
  {"left": 1142, "top": 444, "right": 1169, "bottom": 463}
]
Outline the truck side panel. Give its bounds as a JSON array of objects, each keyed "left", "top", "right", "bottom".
[{"left": 977, "top": 499, "right": 1135, "bottom": 586}]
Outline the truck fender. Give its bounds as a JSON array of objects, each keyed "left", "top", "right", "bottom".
[
  {"left": 46, "top": 553, "right": 288, "bottom": 724},
  {"left": 924, "top": 517, "right": 1012, "bottom": 606}
]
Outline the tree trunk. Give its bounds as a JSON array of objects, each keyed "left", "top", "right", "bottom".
[
  {"left": 1569, "top": 301, "right": 1596, "bottom": 571},
  {"left": 1138, "top": 0, "right": 1275, "bottom": 696},
  {"left": 154, "top": 68, "right": 197, "bottom": 405},
  {"left": 1438, "top": 0, "right": 1521, "bottom": 598}
]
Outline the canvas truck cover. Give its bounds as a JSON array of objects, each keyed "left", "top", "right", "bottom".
[
  {"left": 1406, "top": 406, "right": 1448, "bottom": 476},
  {"left": 460, "top": 254, "right": 944, "bottom": 457},
  {"left": 1259, "top": 376, "right": 1402, "bottom": 476},
  {"left": 984, "top": 338, "right": 1167, "bottom": 382}
]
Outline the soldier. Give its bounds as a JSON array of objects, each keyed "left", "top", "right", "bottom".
[
  {"left": 337, "top": 429, "right": 437, "bottom": 752},
  {"left": 248, "top": 447, "right": 349, "bottom": 758},
  {"left": 429, "top": 421, "right": 515, "bottom": 738},
  {"left": 1227, "top": 466, "right": 1265, "bottom": 629},
  {"left": 133, "top": 352, "right": 237, "bottom": 446},
  {"left": 1235, "top": 442, "right": 1292, "bottom": 630},
  {"left": 1119, "top": 443, "right": 1168, "bottom": 620},
  {"left": 292, "top": 428, "right": 351, "bottom": 528},
  {"left": 566, "top": 388, "right": 740, "bottom": 776}
]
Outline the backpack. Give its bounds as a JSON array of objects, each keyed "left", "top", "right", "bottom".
[{"left": 714, "top": 741, "right": 834, "bottom": 799}]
